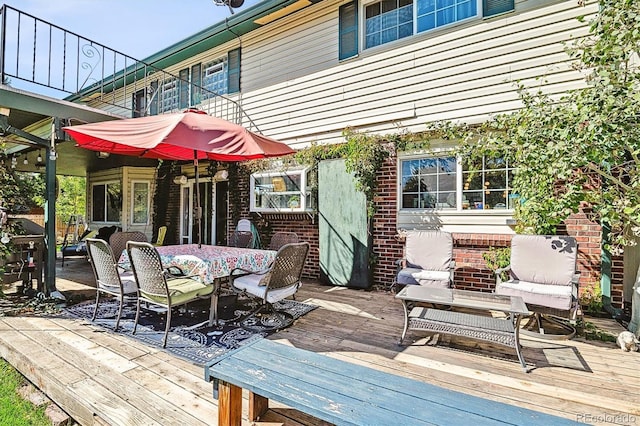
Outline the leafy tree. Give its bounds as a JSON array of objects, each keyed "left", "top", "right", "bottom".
[
  {"left": 56, "top": 176, "right": 86, "bottom": 223},
  {"left": 457, "top": 0, "right": 640, "bottom": 254}
]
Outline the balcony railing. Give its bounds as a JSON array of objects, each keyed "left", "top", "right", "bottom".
[{"left": 0, "top": 4, "right": 256, "bottom": 128}]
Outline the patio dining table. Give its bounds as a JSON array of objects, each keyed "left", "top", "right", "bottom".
[
  {"left": 118, "top": 244, "right": 276, "bottom": 283},
  {"left": 118, "top": 244, "right": 277, "bottom": 323}
]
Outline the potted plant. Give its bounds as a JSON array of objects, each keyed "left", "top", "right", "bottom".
[{"left": 287, "top": 195, "right": 300, "bottom": 209}]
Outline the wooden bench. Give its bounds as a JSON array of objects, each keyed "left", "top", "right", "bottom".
[{"left": 204, "top": 337, "right": 579, "bottom": 426}]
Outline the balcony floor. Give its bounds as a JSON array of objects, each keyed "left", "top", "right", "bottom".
[{"left": 0, "top": 259, "right": 638, "bottom": 425}]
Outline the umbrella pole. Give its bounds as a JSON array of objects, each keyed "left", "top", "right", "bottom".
[{"left": 194, "top": 152, "right": 202, "bottom": 248}]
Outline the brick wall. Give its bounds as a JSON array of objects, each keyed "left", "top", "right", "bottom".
[
  {"left": 370, "top": 153, "right": 621, "bottom": 308},
  {"left": 228, "top": 173, "right": 320, "bottom": 280}
]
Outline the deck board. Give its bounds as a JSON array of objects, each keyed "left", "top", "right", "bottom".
[{"left": 0, "top": 261, "right": 638, "bottom": 425}]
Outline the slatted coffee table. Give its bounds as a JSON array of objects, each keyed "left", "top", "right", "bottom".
[{"left": 396, "top": 286, "right": 530, "bottom": 372}]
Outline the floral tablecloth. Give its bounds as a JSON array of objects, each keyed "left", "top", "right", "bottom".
[{"left": 119, "top": 244, "right": 277, "bottom": 284}]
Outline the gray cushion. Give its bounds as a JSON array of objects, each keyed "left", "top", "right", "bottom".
[
  {"left": 397, "top": 268, "right": 450, "bottom": 288},
  {"left": 405, "top": 231, "right": 453, "bottom": 271},
  {"left": 510, "top": 235, "right": 577, "bottom": 286},
  {"left": 233, "top": 273, "right": 299, "bottom": 303},
  {"left": 496, "top": 280, "right": 573, "bottom": 311}
]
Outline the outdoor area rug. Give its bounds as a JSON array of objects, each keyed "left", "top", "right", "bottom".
[{"left": 63, "top": 294, "right": 317, "bottom": 366}]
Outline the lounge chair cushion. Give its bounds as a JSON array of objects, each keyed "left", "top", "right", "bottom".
[
  {"left": 233, "top": 273, "right": 299, "bottom": 303},
  {"left": 510, "top": 235, "right": 577, "bottom": 286},
  {"left": 405, "top": 231, "right": 453, "bottom": 271},
  {"left": 496, "top": 280, "right": 573, "bottom": 311},
  {"left": 397, "top": 268, "right": 451, "bottom": 288}
]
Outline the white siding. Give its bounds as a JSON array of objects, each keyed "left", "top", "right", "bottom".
[{"left": 234, "top": 0, "right": 594, "bottom": 147}]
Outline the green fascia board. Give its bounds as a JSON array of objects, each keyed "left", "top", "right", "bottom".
[{"left": 67, "top": 0, "right": 313, "bottom": 102}]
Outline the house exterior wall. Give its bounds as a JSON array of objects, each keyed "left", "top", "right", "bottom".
[{"left": 82, "top": 0, "right": 623, "bottom": 306}]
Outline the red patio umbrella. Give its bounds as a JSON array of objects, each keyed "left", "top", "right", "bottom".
[{"left": 63, "top": 110, "right": 295, "bottom": 246}]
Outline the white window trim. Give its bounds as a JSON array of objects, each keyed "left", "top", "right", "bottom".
[
  {"left": 130, "top": 180, "right": 151, "bottom": 225},
  {"left": 91, "top": 180, "right": 121, "bottom": 224},
  {"left": 360, "top": 0, "right": 483, "bottom": 52},
  {"left": 250, "top": 168, "right": 311, "bottom": 213},
  {"left": 397, "top": 151, "right": 515, "bottom": 230}
]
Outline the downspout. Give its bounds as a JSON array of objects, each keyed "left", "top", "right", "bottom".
[{"left": 601, "top": 223, "right": 622, "bottom": 319}]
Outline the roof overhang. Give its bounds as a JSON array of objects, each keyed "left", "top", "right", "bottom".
[{"left": 0, "top": 84, "right": 157, "bottom": 176}]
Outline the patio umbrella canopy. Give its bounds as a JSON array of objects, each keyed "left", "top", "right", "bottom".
[
  {"left": 63, "top": 109, "right": 295, "bottom": 246},
  {"left": 63, "top": 109, "right": 294, "bottom": 161}
]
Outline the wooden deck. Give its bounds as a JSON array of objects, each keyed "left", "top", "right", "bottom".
[{"left": 0, "top": 260, "right": 638, "bottom": 425}]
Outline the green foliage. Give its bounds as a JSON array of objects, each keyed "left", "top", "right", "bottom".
[
  {"left": 482, "top": 247, "right": 511, "bottom": 281},
  {"left": 0, "top": 359, "right": 50, "bottom": 425},
  {"left": 55, "top": 176, "right": 86, "bottom": 221},
  {"left": 456, "top": 0, "right": 640, "bottom": 254},
  {"left": 580, "top": 284, "right": 604, "bottom": 314},
  {"left": 342, "top": 129, "right": 391, "bottom": 218}
]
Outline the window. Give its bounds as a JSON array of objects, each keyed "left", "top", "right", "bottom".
[
  {"left": 339, "top": 0, "right": 514, "bottom": 54},
  {"left": 250, "top": 169, "right": 313, "bottom": 213},
  {"left": 365, "top": 0, "right": 413, "bottom": 49},
  {"left": 416, "top": 0, "right": 476, "bottom": 33},
  {"left": 160, "top": 77, "right": 179, "bottom": 112},
  {"left": 133, "top": 89, "right": 146, "bottom": 117},
  {"left": 462, "top": 156, "right": 515, "bottom": 210},
  {"left": 401, "top": 157, "right": 456, "bottom": 209},
  {"left": 399, "top": 154, "right": 515, "bottom": 211},
  {"left": 202, "top": 58, "right": 228, "bottom": 99},
  {"left": 92, "top": 182, "right": 122, "bottom": 222},
  {"left": 131, "top": 181, "right": 150, "bottom": 224}
]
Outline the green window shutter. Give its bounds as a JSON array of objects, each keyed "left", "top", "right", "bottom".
[
  {"left": 483, "top": 0, "right": 514, "bottom": 17},
  {"left": 179, "top": 68, "right": 189, "bottom": 109},
  {"left": 191, "top": 63, "right": 202, "bottom": 106},
  {"left": 339, "top": 0, "right": 358, "bottom": 60},
  {"left": 227, "top": 48, "right": 241, "bottom": 94},
  {"left": 149, "top": 80, "right": 158, "bottom": 116}
]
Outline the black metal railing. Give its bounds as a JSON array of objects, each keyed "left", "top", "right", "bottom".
[{"left": 0, "top": 4, "right": 256, "bottom": 128}]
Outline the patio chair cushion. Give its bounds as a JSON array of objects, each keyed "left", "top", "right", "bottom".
[
  {"left": 141, "top": 277, "right": 213, "bottom": 306},
  {"left": 405, "top": 231, "right": 453, "bottom": 271},
  {"left": 233, "top": 273, "right": 300, "bottom": 304},
  {"left": 396, "top": 268, "right": 451, "bottom": 287},
  {"left": 509, "top": 235, "right": 577, "bottom": 286},
  {"left": 495, "top": 280, "right": 573, "bottom": 311}
]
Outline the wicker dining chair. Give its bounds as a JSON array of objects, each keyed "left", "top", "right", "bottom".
[
  {"left": 86, "top": 238, "right": 138, "bottom": 331},
  {"left": 230, "top": 242, "right": 309, "bottom": 330},
  {"left": 109, "top": 231, "right": 148, "bottom": 263},
  {"left": 126, "top": 241, "right": 215, "bottom": 348},
  {"left": 268, "top": 231, "right": 299, "bottom": 251},
  {"left": 230, "top": 219, "right": 254, "bottom": 248}
]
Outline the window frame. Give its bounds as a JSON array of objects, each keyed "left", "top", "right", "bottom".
[
  {"left": 397, "top": 152, "right": 515, "bottom": 214},
  {"left": 354, "top": 0, "right": 508, "bottom": 53},
  {"left": 130, "top": 180, "right": 151, "bottom": 225},
  {"left": 91, "top": 180, "right": 122, "bottom": 224},
  {"left": 249, "top": 168, "right": 313, "bottom": 213}
]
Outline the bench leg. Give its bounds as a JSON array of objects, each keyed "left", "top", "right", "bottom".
[
  {"left": 249, "top": 391, "right": 269, "bottom": 421},
  {"left": 218, "top": 380, "right": 243, "bottom": 426}
]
